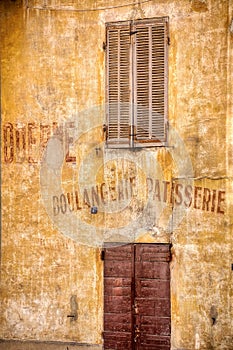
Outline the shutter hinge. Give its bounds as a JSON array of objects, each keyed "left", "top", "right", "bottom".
[
  {"left": 129, "top": 125, "right": 136, "bottom": 148},
  {"left": 130, "top": 30, "right": 138, "bottom": 36},
  {"left": 103, "top": 124, "right": 108, "bottom": 140},
  {"left": 103, "top": 41, "right": 106, "bottom": 50},
  {"left": 129, "top": 125, "right": 136, "bottom": 138},
  {"left": 167, "top": 36, "right": 171, "bottom": 45},
  {"left": 100, "top": 250, "right": 105, "bottom": 261}
]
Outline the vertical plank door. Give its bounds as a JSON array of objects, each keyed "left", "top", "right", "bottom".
[
  {"left": 134, "top": 244, "right": 171, "bottom": 349},
  {"left": 103, "top": 243, "right": 171, "bottom": 350}
]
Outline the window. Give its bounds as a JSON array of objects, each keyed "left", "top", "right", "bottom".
[{"left": 105, "top": 17, "right": 169, "bottom": 148}]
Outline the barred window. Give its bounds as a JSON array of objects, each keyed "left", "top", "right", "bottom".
[{"left": 105, "top": 17, "right": 169, "bottom": 148}]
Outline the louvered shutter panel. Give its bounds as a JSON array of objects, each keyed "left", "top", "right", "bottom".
[
  {"left": 105, "top": 18, "right": 168, "bottom": 147},
  {"left": 134, "top": 18, "right": 168, "bottom": 144},
  {"left": 106, "top": 23, "right": 131, "bottom": 145}
]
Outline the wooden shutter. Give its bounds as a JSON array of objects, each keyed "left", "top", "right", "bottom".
[
  {"left": 106, "top": 17, "right": 168, "bottom": 147},
  {"left": 134, "top": 18, "right": 168, "bottom": 144},
  {"left": 106, "top": 22, "right": 131, "bottom": 146}
]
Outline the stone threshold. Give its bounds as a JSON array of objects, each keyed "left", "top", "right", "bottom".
[{"left": 0, "top": 339, "right": 102, "bottom": 350}]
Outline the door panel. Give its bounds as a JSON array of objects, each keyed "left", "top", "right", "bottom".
[
  {"left": 136, "top": 280, "right": 170, "bottom": 299},
  {"left": 103, "top": 244, "right": 134, "bottom": 349},
  {"left": 135, "top": 244, "right": 170, "bottom": 349},
  {"left": 103, "top": 244, "right": 170, "bottom": 350}
]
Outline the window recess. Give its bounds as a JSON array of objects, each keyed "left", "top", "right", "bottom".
[{"left": 105, "top": 17, "right": 169, "bottom": 148}]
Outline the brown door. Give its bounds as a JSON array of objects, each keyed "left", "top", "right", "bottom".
[{"left": 103, "top": 243, "right": 171, "bottom": 349}]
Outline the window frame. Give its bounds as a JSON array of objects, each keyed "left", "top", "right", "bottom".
[{"left": 105, "top": 17, "right": 169, "bottom": 149}]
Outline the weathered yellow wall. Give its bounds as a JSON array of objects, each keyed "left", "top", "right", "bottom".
[{"left": 0, "top": 0, "right": 232, "bottom": 349}]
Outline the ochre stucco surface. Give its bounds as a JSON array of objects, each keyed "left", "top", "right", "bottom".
[{"left": 0, "top": 0, "right": 232, "bottom": 349}]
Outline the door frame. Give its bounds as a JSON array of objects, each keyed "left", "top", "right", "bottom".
[{"left": 102, "top": 242, "right": 171, "bottom": 349}]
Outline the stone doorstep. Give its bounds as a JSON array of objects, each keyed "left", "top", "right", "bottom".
[{"left": 0, "top": 340, "right": 102, "bottom": 350}]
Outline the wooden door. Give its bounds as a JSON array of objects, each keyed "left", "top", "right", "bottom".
[{"left": 103, "top": 243, "right": 171, "bottom": 350}]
